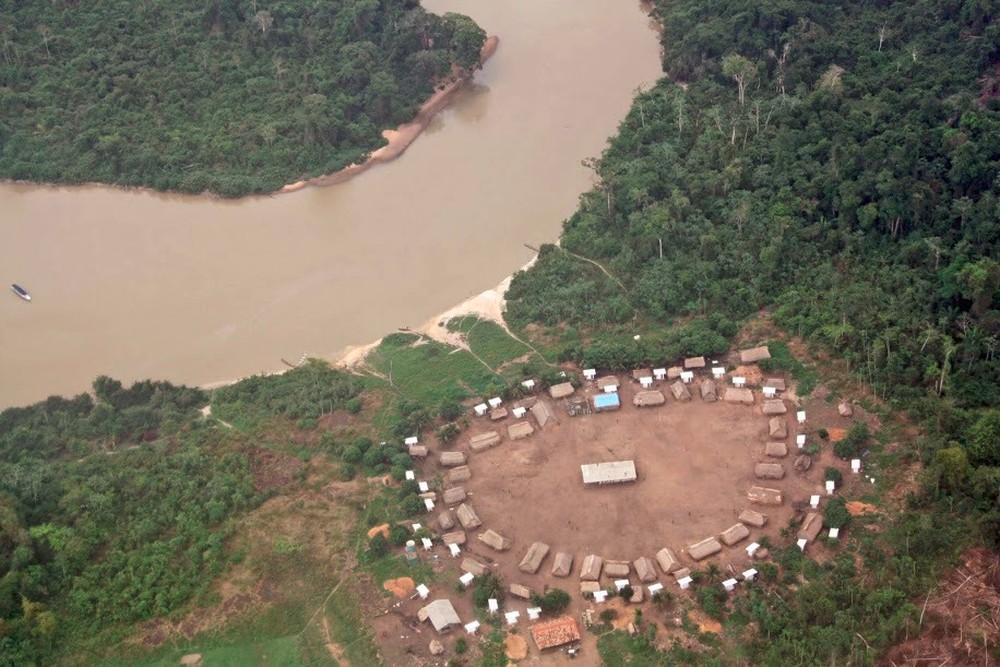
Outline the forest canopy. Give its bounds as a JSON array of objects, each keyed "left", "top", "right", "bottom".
[{"left": 0, "top": 0, "right": 486, "bottom": 197}]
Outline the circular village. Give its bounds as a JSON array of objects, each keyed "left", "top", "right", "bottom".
[{"left": 372, "top": 344, "right": 873, "bottom": 663}]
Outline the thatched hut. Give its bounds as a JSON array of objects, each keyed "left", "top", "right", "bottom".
[
  {"left": 720, "top": 523, "right": 750, "bottom": 546},
  {"left": 669, "top": 380, "right": 691, "bottom": 401},
  {"left": 442, "top": 486, "right": 467, "bottom": 505},
  {"left": 754, "top": 463, "right": 786, "bottom": 480},
  {"left": 508, "top": 421, "right": 534, "bottom": 440},
  {"left": 469, "top": 431, "right": 501, "bottom": 452},
  {"left": 447, "top": 466, "right": 472, "bottom": 484},
  {"left": 684, "top": 356, "right": 707, "bottom": 369},
  {"left": 747, "top": 486, "right": 783, "bottom": 505},
  {"left": 723, "top": 387, "right": 754, "bottom": 404},
  {"left": 439, "top": 451, "right": 467, "bottom": 467},
  {"left": 456, "top": 503, "right": 482, "bottom": 530},
  {"left": 579, "top": 554, "right": 604, "bottom": 581},
  {"left": 633, "top": 390, "right": 666, "bottom": 407},
  {"left": 531, "top": 401, "right": 558, "bottom": 427},
  {"left": 739, "top": 508, "right": 767, "bottom": 527},
  {"left": 633, "top": 556, "right": 657, "bottom": 583},
  {"left": 765, "top": 441, "right": 788, "bottom": 457},
  {"left": 550, "top": 552, "right": 574, "bottom": 577},
  {"left": 700, "top": 379, "right": 718, "bottom": 402},
  {"left": 548, "top": 382, "right": 575, "bottom": 399},
  {"left": 687, "top": 536, "right": 722, "bottom": 561},
  {"left": 739, "top": 346, "right": 771, "bottom": 363},
  {"left": 762, "top": 399, "right": 787, "bottom": 415},
  {"left": 655, "top": 548, "right": 682, "bottom": 574},
  {"left": 518, "top": 541, "right": 550, "bottom": 574},
  {"left": 768, "top": 417, "right": 788, "bottom": 438},
  {"left": 478, "top": 529, "right": 512, "bottom": 551}
]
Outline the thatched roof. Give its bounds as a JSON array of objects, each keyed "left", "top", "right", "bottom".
[
  {"left": 508, "top": 421, "right": 535, "bottom": 440},
  {"left": 762, "top": 399, "right": 787, "bottom": 415},
  {"left": 719, "top": 522, "right": 750, "bottom": 546},
  {"left": 442, "top": 486, "right": 467, "bottom": 505},
  {"left": 478, "top": 529, "right": 512, "bottom": 551},
  {"left": 738, "top": 508, "right": 767, "bottom": 527},
  {"left": 687, "top": 536, "right": 722, "bottom": 561},
  {"left": 551, "top": 552, "right": 573, "bottom": 577},
  {"left": 633, "top": 390, "right": 665, "bottom": 407},
  {"left": 740, "top": 346, "right": 771, "bottom": 363},
  {"left": 579, "top": 554, "right": 604, "bottom": 581},
  {"left": 548, "top": 382, "right": 575, "bottom": 399},
  {"left": 747, "top": 486, "right": 783, "bottom": 505},
  {"left": 723, "top": 387, "right": 754, "bottom": 404},
  {"left": 456, "top": 503, "right": 481, "bottom": 530},
  {"left": 518, "top": 541, "right": 550, "bottom": 574},
  {"left": 655, "top": 548, "right": 681, "bottom": 573},
  {"left": 470, "top": 431, "right": 501, "bottom": 452},
  {"left": 530, "top": 400, "right": 558, "bottom": 427}
]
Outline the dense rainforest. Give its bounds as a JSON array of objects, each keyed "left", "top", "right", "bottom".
[
  {"left": 503, "top": 0, "right": 999, "bottom": 662},
  {"left": 0, "top": 0, "right": 486, "bottom": 197}
]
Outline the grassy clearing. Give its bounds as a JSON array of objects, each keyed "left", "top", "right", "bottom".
[
  {"left": 446, "top": 316, "right": 535, "bottom": 369},
  {"left": 361, "top": 333, "right": 505, "bottom": 406},
  {"left": 758, "top": 340, "right": 818, "bottom": 396}
]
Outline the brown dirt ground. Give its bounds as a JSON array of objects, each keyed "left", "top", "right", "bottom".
[{"left": 451, "top": 378, "right": 836, "bottom": 566}]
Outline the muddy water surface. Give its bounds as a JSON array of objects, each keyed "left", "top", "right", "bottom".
[{"left": 0, "top": 0, "right": 662, "bottom": 407}]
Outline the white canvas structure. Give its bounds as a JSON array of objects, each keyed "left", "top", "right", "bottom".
[
  {"left": 593, "top": 590, "right": 608, "bottom": 602},
  {"left": 512, "top": 407, "right": 527, "bottom": 418},
  {"left": 763, "top": 386, "right": 776, "bottom": 398},
  {"left": 826, "top": 480, "right": 836, "bottom": 495},
  {"left": 712, "top": 366, "right": 726, "bottom": 378},
  {"left": 746, "top": 542, "right": 760, "bottom": 557},
  {"left": 583, "top": 368, "right": 597, "bottom": 380},
  {"left": 677, "top": 577, "right": 692, "bottom": 590},
  {"left": 474, "top": 403, "right": 488, "bottom": 417},
  {"left": 653, "top": 368, "right": 667, "bottom": 380},
  {"left": 487, "top": 598, "right": 499, "bottom": 613},
  {"left": 829, "top": 528, "right": 840, "bottom": 539},
  {"left": 504, "top": 611, "right": 520, "bottom": 625},
  {"left": 851, "top": 459, "right": 862, "bottom": 473},
  {"left": 422, "top": 538, "right": 433, "bottom": 550},
  {"left": 405, "top": 470, "right": 415, "bottom": 480},
  {"left": 797, "top": 538, "right": 808, "bottom": 551},
  {"left": 603, "top": 385, "right": 617, "bottom": 393},
  {"left": 680, "top": 371, "right": 694, "bottom": 384},
  {"left": 521, "top": 379, "right": 536, "bottom": 390},
  {"left": 488, "top": 397, "right": 503, "bottom": 409},
  {"left": 405, "top": 436, "right": 419, "bottom": 446},
  {"left": 418, "top": 481, "right": 429, "bottom": 492},
  {"left": 527, "top": 607, "right": 541, "bottom": 620},
  {"left": 733, "top": 376, "right": 747, "bottom": 387},
  {"left": 614, "top": 579, "right": 630, "bottom": 591},
  {"left": 411, "top": 522, "right": 422, "bottom": 531},
  {"left": 424, "top": 498, "right": 435, "bottom": 511},
  {"left": 722, "top": 578, "right": 738, "bottom": 592},
  {"left": 640, "top": 376, "right": 654, "bottom": 388},
  {"left": 459, "top": 572, "right": 475, "bottom": 586},
  {"left": 743, "top": 569, "right": 757, "bottom": 581},
  {"left": 416, "top": 584, "right": 430, "bottom": 599},
  {"left": 797, "top": 434, "right": 806, "bottom": 447},
  {"left": 810, "top": 495, "right": 820, "bottom": 509},
  {"left": 465, "top": 620, "right": 480, "bottom": 635},
  {"left": 797, "top": 411, "right": 807, "bottom": 424},
  {"left": 648, "top": 583, "right": 664, "bottom": 595},
  {"left": 448, "top": 543, "right": 461, "bottom": 557}
]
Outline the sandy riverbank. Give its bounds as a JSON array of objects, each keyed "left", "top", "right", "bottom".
[{"left": 279, "top": 36, "right": 500, "bottom": 194}]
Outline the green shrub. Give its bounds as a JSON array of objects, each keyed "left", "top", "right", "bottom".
[
  {"left": 599, "top": 608, "right": 619, "bottom": 623},
  {"left": 531, "top": 588, "right": 571, "bottom": 614},
  {"left": 389, "top": 524, "right": 410, "bottom": 546},
  {"left": 346, "top": 397, "right": 363, "bottom": 415},
  {"left": 436, "top": 422, "right": 461, "bottom": 444},
  {"left": 439, "top": 400, "right": 465, "bottom": 421},
  {"left": 401, "top": 495, "right": 424, "bottom": 516},
  {"left": 455, "top": 637, "right": 468, "bottom": 654},
  {"left": 824, "top": 497, "right": 852, "bottom": 529},
  {"left": 825, "top": 467, "right": 843, "bottom": 486},
  {"left": 366, "top": 534, "right": 389, "bottom": 560},
  {"left": 472, "top": 573, "right": 504, "bottom": 608}
]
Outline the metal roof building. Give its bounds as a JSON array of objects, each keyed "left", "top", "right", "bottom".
[{"left": 580, "top": 460, "right": 636, "bottom": 486}]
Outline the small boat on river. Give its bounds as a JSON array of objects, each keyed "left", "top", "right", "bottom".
[{"left": 10, "top": 284, "right": 31, "bottom": 301}]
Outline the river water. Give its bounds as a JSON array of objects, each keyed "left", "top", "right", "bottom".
[{"left": 0, "top": 0, "right": 662, "bottom": 408}]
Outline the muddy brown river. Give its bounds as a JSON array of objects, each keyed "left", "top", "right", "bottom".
[{"left": 0, "top": 0, "right": 662, "bottom": 407}]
